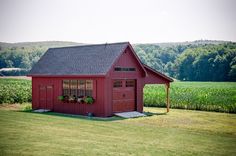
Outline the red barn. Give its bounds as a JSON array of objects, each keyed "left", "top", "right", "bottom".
[{"left": 28, "top": 42, "right": 173, "bottom": 117}]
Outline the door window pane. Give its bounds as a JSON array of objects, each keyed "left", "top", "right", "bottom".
[
  {"left": 126, "top": 80, "right": 135, "bottom": 87},
  {"left": 113, "top": 80, "right": 122, "bottom": 88}
]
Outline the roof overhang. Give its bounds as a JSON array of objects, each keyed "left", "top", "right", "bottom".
[
  {"left": 143, "top": 64, "right": 174, "bottom": 82},
  {"left": 27, "top": 74, "right": 106, "bottom": 78}
]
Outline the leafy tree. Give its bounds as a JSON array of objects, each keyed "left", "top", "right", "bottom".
[
  {"left": 0, "top": 41, "right": 236, "bottom": 81},
  {"left": 228, "top": 65, "right": 236, "bottom": 81}
]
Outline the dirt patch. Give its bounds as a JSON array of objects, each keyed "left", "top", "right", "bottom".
[
  {"left": 0, "top": 104, "right": 22, "bottom": 110},
  {"left": 0, "top": 76, "right": 31, "bottom": 80}
]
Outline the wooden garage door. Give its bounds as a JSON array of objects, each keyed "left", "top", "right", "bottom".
[{"left": 112, "top": 79, "right": 135, "bottom": 113}]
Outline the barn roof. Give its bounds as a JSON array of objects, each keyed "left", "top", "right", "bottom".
[
  {"left": 28, "top": 42, "right": 173, "bottom": 83},
  {"left": 29, "top": 42, "right": 130, "bottom": 76}
]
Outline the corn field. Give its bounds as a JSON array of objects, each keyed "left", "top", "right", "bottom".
[
  {"left": 144, "top": 82, "right": 236, "bottom": 113},
  {"left": 1, "top": 78, "right": 236, "bottom": 113},
  {"left": 0, "top": 78, "right": 31, "bottom": 104}
]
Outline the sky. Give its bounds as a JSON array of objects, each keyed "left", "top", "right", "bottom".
[{"left": 0, "top": 0, "right": 236, "bottom": 43}]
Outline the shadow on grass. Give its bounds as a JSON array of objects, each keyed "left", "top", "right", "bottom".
[
  {"left": 19, "top": 110, "right": 125, "bottom": 122},
  {"left": 143, "top": 111, "right": 167, "bottom": 116},
  {"left": 18, "top": 106, "right": 167, "bottom": 121}
]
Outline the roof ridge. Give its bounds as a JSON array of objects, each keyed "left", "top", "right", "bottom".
[
  {"left": 29, "top": 41, "right": 130, "bottom": 76},
  {"left": 48, "top": 42, "right": 130, "bottom": 50}
]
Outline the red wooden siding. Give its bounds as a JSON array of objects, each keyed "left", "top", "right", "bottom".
[
  {"left": 144, "top": 67, "right": 171, "bottom": 84},
  {"left": 104, "top": 46, "right": 145, "bottom": 116},
  {"left": 32, "top": 77, "right": 106, "bottom": 116}
]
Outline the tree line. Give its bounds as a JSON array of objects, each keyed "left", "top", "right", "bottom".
[
  {"left": 0, "top": 41, "right": 235, "bottom": 81},
  {"left": 134, "top": 41, "right": 236, "bottom": 81}
]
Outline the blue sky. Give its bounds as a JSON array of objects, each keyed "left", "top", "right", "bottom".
[{"left": 0, "top": 0, "right": 235, "bottom": 43}]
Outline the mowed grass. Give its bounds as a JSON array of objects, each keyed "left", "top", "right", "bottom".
[
  {"left": 0, "top": 106, "right": 236, "bottom": 156},
  {"left": 144, "top": 82, "right": 236, "bottom": 113}
]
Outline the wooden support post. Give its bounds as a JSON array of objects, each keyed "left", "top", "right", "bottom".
[{"left": 166, "top": 83, "right": 170, "bottom": 113}]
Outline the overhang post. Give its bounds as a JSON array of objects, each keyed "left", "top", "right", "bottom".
[{"left": 165, "top": 83, "right": 170, "bottom": 113}]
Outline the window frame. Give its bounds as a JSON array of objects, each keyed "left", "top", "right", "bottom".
[
  {"left": 85, "top": 80, "right": 93, "bottom": 97},
  {"left": 62, "top": 80, "right": 70, "bottom": 96},
  {"left": 114, "top": 66, "right": 136, "bottom": 72},
  {"left": 78, "top": 80, "right": 86, "bottom": 97},
  {"left": 70, "top": 80, "right": 78, "bottom": 97},
  {"left": 113, "top": 80, "right": 123, "bottom": 88},
  {"left": 125, "top": 80, "right": 135, "bottom": 87},
  {"left": 62, "top": 79, "right": 94, "bottom": 97}
]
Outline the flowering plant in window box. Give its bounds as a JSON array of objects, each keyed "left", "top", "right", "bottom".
[
  {"left": 58, "top": 95, "right": 70, "bottom": 103},
  {"left": 58, "top": 95, "right": 69, "bottom": 103},
  {"left": 57, "top": 95, "right": 69, "bottom": 102},
  {"left": 68, "top": 95, "right": 77, "bottom": 103},
  {"left": 84, "top": 96, "right": 95, "bottom": 104},
  {"left": 77, "top": 96, "right": 85, "bottom": 103},
  {"left": 77, "top": 96, "right": 94, "bottom": 104},
  {"left": 64, "top": 95, "right": 69, "bottom": 103},
  {"left": 58, "top": 96, "right": 64, "bottom": 101}
]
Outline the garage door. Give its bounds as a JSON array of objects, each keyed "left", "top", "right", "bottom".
[{"left": 112, "top": 79, "right": 135, "bottom": 113}]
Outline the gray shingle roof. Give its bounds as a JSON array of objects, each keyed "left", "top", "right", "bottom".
[{"left": 29, "top": 42, "right": 129, "bottom": 76}]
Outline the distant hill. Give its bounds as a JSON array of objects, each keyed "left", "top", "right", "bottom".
[
  {"left": 0, "top": 40, "right": 232, "bottom": 51},
  {"left": 0, "top": 41, "right": 83, "bottom": 51},
  {"left": 0, "top": 39, "right": 231, "bottom": 49},
  {"left": 134, "top": 40, "right": 232, "bottom": 47},
  {"left": 0, "top": 40, "right": 235, "bottom": 81}
]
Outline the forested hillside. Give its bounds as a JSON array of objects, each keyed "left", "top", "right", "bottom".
[
  {"left": 0, "top": 40, "right": 236, "bottom": 81},
  {"left": 134, "top": 41, "right": 236, "bottom": 81},
  {"left": 0, "top": 41, "right": 81, "bottom": 70}
]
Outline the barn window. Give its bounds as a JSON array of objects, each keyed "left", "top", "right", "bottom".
[
  {"left": 62, "top": 80, "right": 93, "bottom": 97},
  {"left": 78, "top": 80, "right": 85, "bottom": 96},
  {"left": 126, "top": 80, "right": 135, "bottom": 87},
  {"left": 113, "top": 80, "right": 122, "bottom": 87},
  {"left": 85, "top": 80, "right": 93, "bottom": 96},
  {"left": 63, "top": 80, "right": 70, "bottom": 96},
  {"left": 70, "top": 80, "right": 77, "bottom": 96},
  {"left": 114, "top": 67, "right": 136, "bottom": 71}
]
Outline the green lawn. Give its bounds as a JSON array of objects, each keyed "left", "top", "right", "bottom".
[{"left": 0, "top": 106, "right": 236, "bottom": 156}]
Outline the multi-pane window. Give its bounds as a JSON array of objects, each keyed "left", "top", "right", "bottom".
[
  {"left": 113, "top": 80, "right": 135, "bottom": 88},
  {"left": 114, "top": 67, "right": 136, "bottom": 71},
  {"left": 86, "top": 80, "right": 93, "bottom": 96},
  {"left": 70, "top": 80, "right": 77, "bottom": 97},
  {"left": 113, "top": 80, "right": 122, "bottom": 88},
  {"left": 62, "top": 80, "right": 93, "bottom": 97},
  {"left": 63, "top": 80, "right": 70, "bottom": 96},
  {"left": 78, "top": 80, "right": 85, "bottom": 96},
  {"left": 126, "top": 80, "right": 135, "bottom": 87}
]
